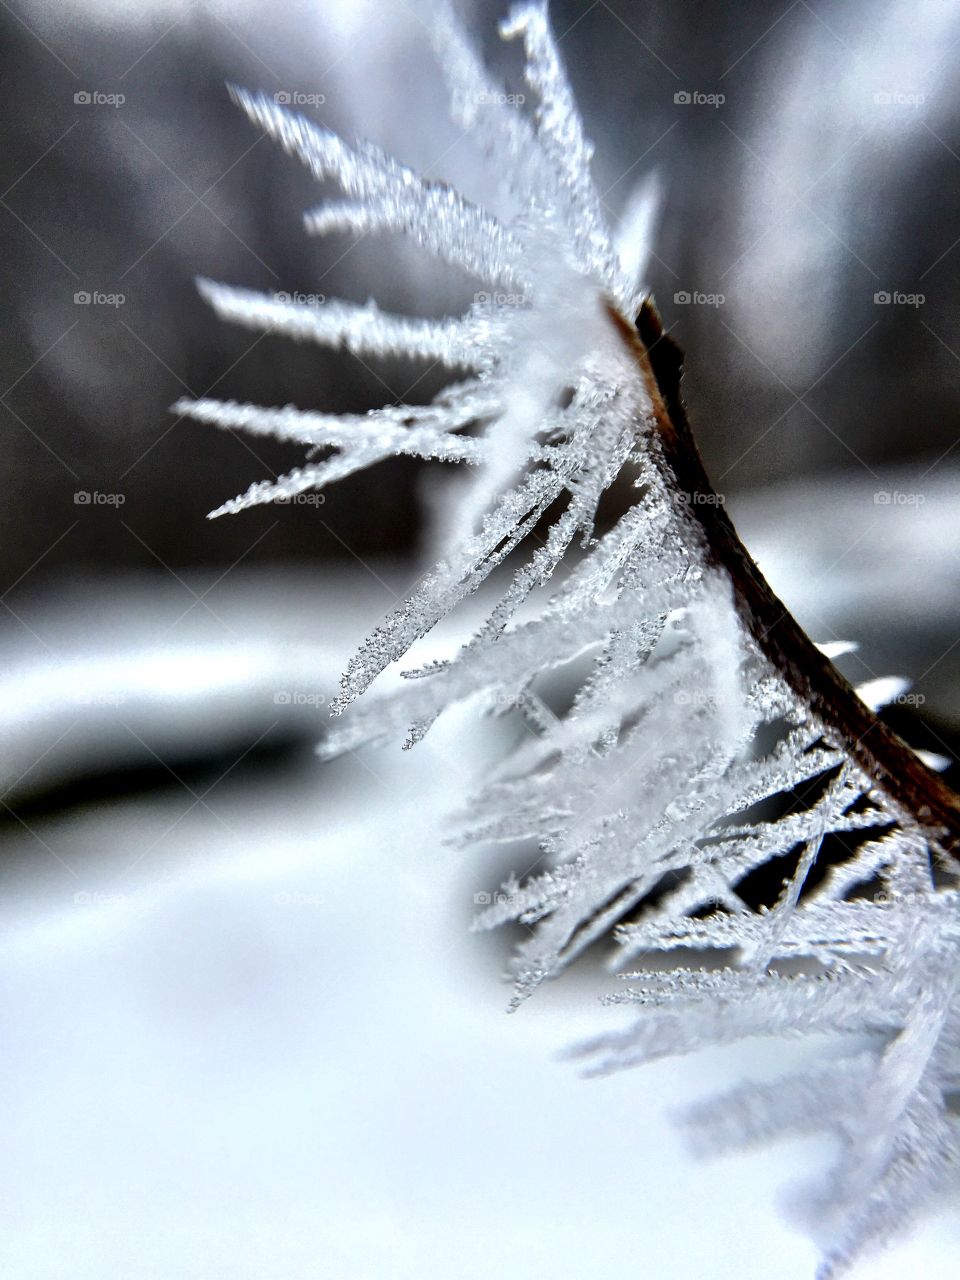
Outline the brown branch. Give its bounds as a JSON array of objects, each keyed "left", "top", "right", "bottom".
[{"left": 606, "top": 298, "right": 960, "bottom": 862}]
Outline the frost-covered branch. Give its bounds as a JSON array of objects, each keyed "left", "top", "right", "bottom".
[{"left": 182, "top": 2, "right": 960, "bottom": 1274}]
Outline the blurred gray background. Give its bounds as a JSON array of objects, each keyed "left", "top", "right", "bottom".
[
  {"left": 1, "top": 5, "right": 959, "bottom": 1276},
  {"left": 2, "top": 0, "right": 958, "bottom": 804},
  {"left": 2, "top": 0, "right": 959, "bottom": 958},
  {"left": 3, "top": 0, "right": 959, "bottom": 572}
]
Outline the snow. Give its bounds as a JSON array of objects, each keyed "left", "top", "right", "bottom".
[{"left": 1, "top": 710, "right": 956, "bottom": 1280}]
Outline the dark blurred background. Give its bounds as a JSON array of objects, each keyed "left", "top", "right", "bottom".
[
  {"left": 2, "top": 0, "right": 959, "bottom": 570},
  {"left": 1, "top": 0, "right": 958, "bottom": 804}
]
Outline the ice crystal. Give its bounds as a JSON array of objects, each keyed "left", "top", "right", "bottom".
[{"left": 180, "top": 2, "right": 959, "bottom": 1273}]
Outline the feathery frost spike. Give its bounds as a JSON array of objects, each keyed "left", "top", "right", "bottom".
[
  {"left": 500, "top": 2, "right": 621, "bottom": 289},
  {"left": 228, "top": 84, "right": 526, "bottom": 287},
  {"left": 196, "top": 278, "right": 492, "bottom": 369},
  {"left": 190, "top": 5, "right": 959, "bottom": 1276}
]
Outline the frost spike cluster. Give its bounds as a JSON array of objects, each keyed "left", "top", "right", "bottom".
[{"left": 184, "top": 3, "right": 960, "bottom": 1275}]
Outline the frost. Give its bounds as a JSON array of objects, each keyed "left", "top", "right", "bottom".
[
  {"left": 185, "top": 2, "right": 959, "bottom": 1274},
  {"left": 175, "top": 380, "right": 495, "bottom": 517},
  {"left": 195, "top": 278, "right": 496, "bottom": 370},
  {"left": 580, "top": 888, "right": 960, "bottom": 1280}
]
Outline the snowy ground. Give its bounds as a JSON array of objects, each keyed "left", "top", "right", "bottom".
[
  {"left": 2, "top": 612, "right": 958, "bottom": 1276},
  {"left": 2, "top": 474, "right": 958, "bottom": 1279}
]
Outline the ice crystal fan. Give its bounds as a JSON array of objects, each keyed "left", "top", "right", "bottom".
[{"left": 175, "top": 4, "right": 960, "bottom": 1275}]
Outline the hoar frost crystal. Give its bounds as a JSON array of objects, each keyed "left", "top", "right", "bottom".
[{"left": 177, "top": 4, "right": 960, "bottom": 1275}]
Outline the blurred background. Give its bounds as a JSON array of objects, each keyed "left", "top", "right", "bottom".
[{"left": 1, "top": 2, "right": 959, "bottom": 1276}]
